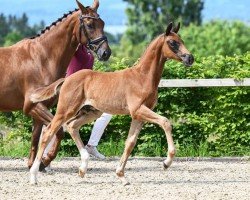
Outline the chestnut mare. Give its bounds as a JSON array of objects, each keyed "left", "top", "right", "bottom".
[
  {"left": 0, "top": 0, "right": 111, "bottom": 169},
  {"left": 29, "top": 22, "right": 194, "bottom": 185}
]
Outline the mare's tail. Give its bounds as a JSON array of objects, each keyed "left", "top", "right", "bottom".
[{"left": 30, "top": 78, "right": 65, "bottom": 103}]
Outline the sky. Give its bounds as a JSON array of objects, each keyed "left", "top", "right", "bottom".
[{"left": 0, "top": 0, "right": 249, "bottom": 34}]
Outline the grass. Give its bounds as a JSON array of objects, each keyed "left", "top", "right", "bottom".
[
  {"left": 98, "top": 138, "right": 125, "bottom": 156},
  {"left": 1, "top": 135, "right": 250, "bottom": 158},
  {"left": 0, "top": 139, "right": 30, "bottom": 157},
  {"left": 175, "top": 142, "right": 210, "bottom": 157}
]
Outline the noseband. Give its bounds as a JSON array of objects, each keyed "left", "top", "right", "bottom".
[{"left": 79, "top": 14, "right": 107, "bottom": 53}]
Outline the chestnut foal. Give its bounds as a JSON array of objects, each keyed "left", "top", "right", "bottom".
[{"left": 30, "top": 22, "right": 194, "bottom": 185}]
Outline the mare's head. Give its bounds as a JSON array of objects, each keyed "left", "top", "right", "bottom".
[
  {"left": 161, "top": 22, "right": 194, "bottom": 66},
  {"left": 75, "top": 0, "right": 111, "bottom": 61}
]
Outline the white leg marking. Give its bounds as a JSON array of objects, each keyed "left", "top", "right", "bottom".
[
  {"left": 30, "top": 159, "right": 41, "bottom": 184},
  {"left": 79, "top": 148, "right": 90, "bottom": 177}
]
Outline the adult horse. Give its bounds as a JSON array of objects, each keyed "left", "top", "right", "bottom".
[
  {"left": 0, "top": 0, "right": 111, "bottom": 169},
  {"left": 30, "top": 22, "right": 194, "bottom": 185}
]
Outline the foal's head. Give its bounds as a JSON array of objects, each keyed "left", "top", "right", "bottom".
[
  {"left": 162, "top": 22, "right": 194, "bottom": 66},
  {"left": 75, "top": 0, "right": 111, "bottom": 61}
]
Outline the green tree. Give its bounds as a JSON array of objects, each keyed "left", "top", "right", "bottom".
[
  {"left": 180, "top": 21, "right": 250, "bottom": 56},
  {"left": 8, "top": 13, "right": 44, "bottom": 37},
  {"left": 0, "top": 13, "right": 45, "bottom": 46},
  {"left": 0, "top": 14, "right": 10, "bottom": 44},
  {"left": 4, "top": 31, "right": 23, "bottom": 47},
  {"left": 123, "top": 0, "right": 204, "bottom": 44}
]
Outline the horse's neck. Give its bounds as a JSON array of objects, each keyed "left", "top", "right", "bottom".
[
  {"left": 135, "top": 35, "right": 166, "bottom": 88},
  {"left": 35, "top": 12, "right": 79, "bottom": 78}
]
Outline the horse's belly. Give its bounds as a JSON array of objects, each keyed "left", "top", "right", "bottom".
[
  {"left": 0, "top": 89, "right": 24, "bottom": 111},
  {"left": 86, "top": 98, "right": 129, "bottom": 115}
]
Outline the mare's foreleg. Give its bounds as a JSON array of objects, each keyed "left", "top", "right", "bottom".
[
  {"left": 134, "top": 105, "right": 175, "bottom": 169},
  {"left": 116, "top": 119, "right": 143, "bottom": 185}
]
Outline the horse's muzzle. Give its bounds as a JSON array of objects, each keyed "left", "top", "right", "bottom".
[
  {"left": 97, "top": 47, "right": 111, "bottom": 61},
  {"left": 180, "top": 54, "right": 194, "bottom": 67}
]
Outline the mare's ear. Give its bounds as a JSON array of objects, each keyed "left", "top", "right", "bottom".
[
  {"left": 92, "top": 0, "right": 99, "bottom": 11},
  {"left": 76, "top": 0, "right": 88, "bottom": 14},
  {"left": 173, "top": 22, "right": 180, "bottom": 33},
  {"left": 165, "top": 22, "right": 173, "bottom": 36}
]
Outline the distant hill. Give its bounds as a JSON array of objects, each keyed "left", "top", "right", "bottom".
[{"left": 0, "top": 0, "right": 249, "bottom": 34}]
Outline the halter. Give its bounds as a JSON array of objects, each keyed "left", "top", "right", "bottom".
[{"left": 79, "top": 13, "right": 107, "bottom": 53}]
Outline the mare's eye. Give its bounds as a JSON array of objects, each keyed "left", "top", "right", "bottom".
[{"left": 86, "top": 23, "right": 94, "bottom": 29}]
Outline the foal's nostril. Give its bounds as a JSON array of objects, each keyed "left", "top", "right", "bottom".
[
  {"left": 188, "top": 54, "right": 194, "bottom": 64},
  {"left": 181, "top": 54, "right": 194, "bottom": 66}
]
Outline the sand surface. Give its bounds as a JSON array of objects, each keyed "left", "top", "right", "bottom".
[{"left": 1, "top": 157, "right": 249, "bottom": 200}]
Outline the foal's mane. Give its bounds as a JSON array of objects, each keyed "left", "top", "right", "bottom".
[
  {"left": 30, "top": 8, "right": 79, "bottom": 39},
  {"left": 133, "top": 34, "right": 164, "bottom": 67}
]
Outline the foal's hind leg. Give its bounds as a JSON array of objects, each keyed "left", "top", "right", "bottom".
[
  {"left": 27, "top": 102, "right": 64, "bottom": 170},
  {"left": 116, "top": 119, "right": 143, "bottom": 185},
  {"left": 30, "top": 114, "right": 64, "bottom": 184},
  {"left": 135, "top": 105, "right": 175, "bottom": 169},
  {"left": 65, "top": 108, "right": 102, "bottom": 177}
]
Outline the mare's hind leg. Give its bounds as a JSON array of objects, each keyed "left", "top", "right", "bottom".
[
  {"left": 135, "top": 105, "right": 175, "bottom": 169},
  {"left": 116, "top": 119, "right": 143, "bottom": 185},
  {"left": 28, "top": 120, "right": 43, "bottom": 169},
  {"left": 65, "top": 107, "right": 102, "bottom": 177}
]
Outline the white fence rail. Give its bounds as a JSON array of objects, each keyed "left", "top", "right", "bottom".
[{"left": 159, "top": 78, "right": 250, "bottom": 88}]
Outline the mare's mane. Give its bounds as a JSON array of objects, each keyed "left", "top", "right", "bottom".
[{"left": 30, "top": 8, "right": 79, "bottom": 39}]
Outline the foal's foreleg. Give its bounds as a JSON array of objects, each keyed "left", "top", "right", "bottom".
[
  {"left": 134, "top": 105, "right": 175, "bottom": 169},
  {"left": 116, "top": 119, "right": 143, "bottom": 185}
]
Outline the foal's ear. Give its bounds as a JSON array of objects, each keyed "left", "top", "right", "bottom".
[
  {"left": 173, "top": 22, "right": 181, "bottom": 33},
  {"left": 76, "top": 0, "right": 88, "bottom": 14},
  {"left": 165, "top": 22, "right": 173, "bottom": 36},
  {"left": 92, "top": 0, "right": 99, "bottom": 11}
]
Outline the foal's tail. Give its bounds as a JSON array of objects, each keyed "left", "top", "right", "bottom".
[{"left": 30, "top": 78, "right": 65, "bottom": 103}]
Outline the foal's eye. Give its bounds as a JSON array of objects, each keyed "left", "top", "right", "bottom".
[
  {"left": 168, "top": 40, "right": 179, "bottom": 49},
  {"left": 169, "top": 40, "right": 177, "bottom": 47}
]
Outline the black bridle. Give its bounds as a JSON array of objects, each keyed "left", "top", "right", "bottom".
[{"left": 79, "top": 14, "right": 107, "bottom": 53}]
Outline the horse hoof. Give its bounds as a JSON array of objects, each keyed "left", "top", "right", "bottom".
[
  {"left": 30, "top": 181, "right": 38, "bottom": 185},
  {"left": 163, "top": 161, "right": 169, "bottom": 170},
  {"left": 30, "top": 176, "right": 38, "bottom": 185},
  {"left": 78, "top": 169, "right": 86, "bottom": 178},
  {"left": 123, "top": 181, "right": 130, "bottom": 186},
  {"left": 39, "top": 162, "right": 47, "bottom": 172}
]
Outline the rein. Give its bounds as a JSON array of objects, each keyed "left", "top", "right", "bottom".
[{"left": 79, "top": 14, "right": 107, "bottom": 53}]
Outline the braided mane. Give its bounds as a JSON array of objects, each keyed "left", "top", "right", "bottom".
[{"left": 30, "top": 8, "right": 79, "bottom": 39}]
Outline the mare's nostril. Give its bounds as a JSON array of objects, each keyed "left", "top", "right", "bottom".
[{"left": 102, "top": 49, "right": 111, "bottom": 60}]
